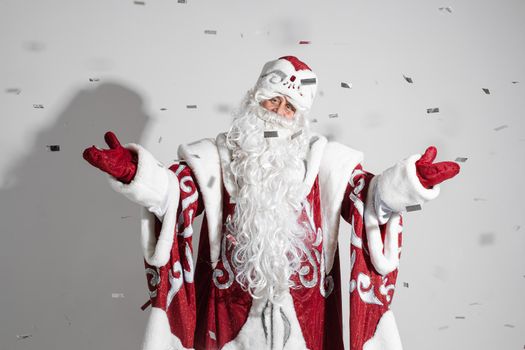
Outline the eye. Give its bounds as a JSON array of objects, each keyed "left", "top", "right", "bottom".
[{"left": 286, "top": 103, "right": 295, "bottom": 112}]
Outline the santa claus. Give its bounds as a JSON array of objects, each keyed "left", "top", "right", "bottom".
[{"left": 83, "top": 56, "right": 459, "bottom": 350}]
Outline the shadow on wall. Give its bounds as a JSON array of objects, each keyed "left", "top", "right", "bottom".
[{"left": 0, "top": 83, "right": 152, "bottom": 349}]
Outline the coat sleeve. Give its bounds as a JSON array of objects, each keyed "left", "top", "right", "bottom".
[
  {"left": 341, "top": 164, "right": 404, "bottom": 350},
  {"left": 107, "top": 144, "right": 204, "bottom": 350}
]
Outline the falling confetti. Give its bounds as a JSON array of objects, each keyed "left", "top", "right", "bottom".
[
  {"left": 479, "top": 232, "right": 495, "bottom": 246},
  {"left": 341, "top": 82, "right": 352, "bottom": 89},
  {"left": 186, "top": 105, "right": 197, "bottom": 109},
  {"left": 511, "top": 81, "right": 519, "bottom": 84},
  {"left": 403, "top": 282, "right": 409, "bottom": 288},
  {"left": 455, "top": 316, "right": 466, "bottom": 319},
  {"left": 204, "top": 30, "right": 217, "bottom": 35},
  {"left": 141, "top": 300, "right": 152, "bottom": 310},
  {"left": 291, "top": 130, "right": 303, "bottom": 140},
  {"left": 403, "top": 75, "right": 413, "bottom": 83},
  {"left": 264, "top": 131, "right": 278, "bottom": 138},
  {"left": 328, "top": 113, "right": 339, "bottom": 119},
  {"left": 503, "top": 324, "right": 515, "bottom": 328},
  {"left": 406, "top": 204, "right": 422, "bottom": 212},
  {"left": 455, "top": 157, "right": 468, "bottom": 162},
  {"left": 6, "top": 88, "right": 21, "bottom": 94},
  {"left": 426, "top": 107, "right": 439, "bottom": 114},
  {"left": 473, "top": 197, "right": 487, "bottom": 202},
  {"left": 16, "top": 334, "right": 32, "bottom": 340},
  {"left": 301, "top": 78, "right": 316, "bottom": 85},
  {"left": 160, "top": 108, "right": 167, "bottom": 111},
  {"left": 177, "top": 0, "right": 186, "bottom": 3},
  {"left": 158, "top": 137, "right": 162, "bottom": 143},
  {"left": 191, "top": 154, "right": 200, "bottom": 159},
  {"left": 438, "top": 6, "right": 453, "bottom": 13},
  {"left": 64, "top": 314, "right": 72, "bottom": 326},
  {"left": 494, "top": 125, "right": 508, "bottom": 131},
  {"left": 515, "top": 225, "right": 521, "bottom": 231},
  {"left": 469, "top": 302, "right": 482, "bottom": 306},
  {"left": 482, "top": 88, "right": 490, "bottom": 95},
  {"left": 209, "top": 331, "right": 217, "bottom": 340},
  {"left": 89, "top": 78, "right": 100, "bottom": 82},
  {"left": 299, "top": 40, "right": 311, "bottom": 44},
  {"left": 112, "top": 293, "right": 125, "bottom": 298},
  {"left": 33, "top": 104, "right": 44, "bottom": 109},
  {"left": 311, "top": 118, "right": 318, "bottom": 123},
  {"left": 120, "top": 216, "right": 131, "bottom": 219},
  {"left": 207, "top": 176, "right": 216, "bottom": 188},
  {"left": 46, "top": 145, "right": 60, "bottom": 152},
  {"left": 134, "top": 1, "right": 145, "bottom": 4},
  {"left": 438, "top": 326, "right": 449, "bottom": 331}
]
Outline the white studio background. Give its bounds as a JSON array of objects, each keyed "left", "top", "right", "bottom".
[{"left": 1, "top": 0, "right": 524, "bottom": 349}]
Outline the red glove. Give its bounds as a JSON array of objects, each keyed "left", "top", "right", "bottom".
[
  {"left": 82, "top": 131, "right": 138, "bottom": 184},
  {"left": 415, "top": 146, "right": 460, "bottom": 189}
]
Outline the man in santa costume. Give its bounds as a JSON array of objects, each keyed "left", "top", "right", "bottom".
[{"left": 83, "top": 56, "right": 459, "bottom": 350}]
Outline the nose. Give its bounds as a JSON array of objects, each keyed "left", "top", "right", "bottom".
[{"left": 275, "top": 101, "right": 287, "bottom": 117}]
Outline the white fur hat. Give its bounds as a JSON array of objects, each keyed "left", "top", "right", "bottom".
[{"left": 253, "top": 56, "right": 317, "bottom": 112}]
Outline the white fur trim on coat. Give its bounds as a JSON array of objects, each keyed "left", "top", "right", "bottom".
[
  {"left": 362, "top": 310, "right": 403, "bottom": 350},
  {"left": 142, "top": 307, "right": 193, "bottom": 350},
  {"left": 376, "top": 154, "right": 440, "bottom": 214},
  {"left": 364, "top": 176, "right": 403, "bottom": 276},
  {"left": 178, "top": 139, "right": 223, "bottom": 267},
  {"left": 108, "top": 143, "right": 181, "bottom": 267},
  {"left": 318, "top": 142, "right": 364, "bottom": 273}
]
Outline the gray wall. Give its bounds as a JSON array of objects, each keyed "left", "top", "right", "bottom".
[{"left": 1, "top": 0, "right": 524, "bottom": 349}]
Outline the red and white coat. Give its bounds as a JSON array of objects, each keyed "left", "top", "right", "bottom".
[{"left": 108, "top": 133, "right": 440, "bottom": 350}]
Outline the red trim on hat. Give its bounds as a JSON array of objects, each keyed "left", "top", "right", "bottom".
[{"left": 278, "top": 56, "right": 312, "bottom": 71}]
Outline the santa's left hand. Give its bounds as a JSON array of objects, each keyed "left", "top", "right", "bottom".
[{"left": 415, "top": 146, "right": 460, "bottom": 189}]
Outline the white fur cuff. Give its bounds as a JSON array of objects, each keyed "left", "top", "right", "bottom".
[
  {"left": 376, "top": 154, "right": 440, "bottom": 213},
  {"left": 108, "top": 143, "right": 173, "bottom": 218}
]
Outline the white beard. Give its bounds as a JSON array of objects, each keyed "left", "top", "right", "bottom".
[{"left": 225, "top": 92, "right": 311, "bottom": 302}]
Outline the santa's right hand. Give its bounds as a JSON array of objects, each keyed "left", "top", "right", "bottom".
[{"left": 82, "top": 131, "right": 138, "bottom": 184}]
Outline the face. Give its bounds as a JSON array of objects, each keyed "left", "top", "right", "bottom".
[{"left": 260, "top": 95, "right": 296, "bottom": 120}]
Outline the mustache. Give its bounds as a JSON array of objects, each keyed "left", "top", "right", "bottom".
[{"left": 255, "top": 105, "right": 297, "bottom": 130}]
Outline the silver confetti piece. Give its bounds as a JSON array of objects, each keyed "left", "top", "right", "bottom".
[
  {"left": 16, "top": 334, "right": 32, "bottom": 340},
  {"left": 134, "top": 1, "right": 145, "bottom": 4},
  {"left": 33, "top": 104, "right": 44, "bottom": 109},
  {"left": 264, "top": 131, "right": 278, "bottom": 138},
  {"left": 469, "top": 302, "right": 482, "bottom": 306},
  {"left": 191, "top": 154, "right": 200, "bottom": 159},
  {"left": 158, "top": 137, "right": 162, "bottom": 143},
  {"left": 455, "top": 316, "right": 466, "bottom": 319},
  {"left": 482, "top": 88, "right": 490, "bottom": 94},
  {"left": 111, "top": 293, "right": 125, "bottom": 298},
  {"left": 403, "top": 282, "right": 409, "bottom": 288},
  {"left": 328, "top": 113, "right": 339, "bottom": 119},
  {"left": 494, "top": 125, "right": 508, "bottom": 131},
  {"left": 291, "top": 130, "right": 302, "bottom": 140},
  {"left": 207, "top": 176, "right": 215, "bottom": 188},
  {"left": 209, "top": 330, "right": 217, "bottom": 340},
  {"left": 403, "top": 75, "right": 413, "bottom": 83},
  {"left": 120, "top": 216, "right": 131, "bottom": 219},
  {"left": 6, "top": 88, "right": 21, "bottom": 94},
  {"left": 503, "top": 324, "right": 515, "bottom": 328},
  {"left": 301, "top": 78, "right": 317, "bottom": 85},
  {"left": 89, "top": 78, "right": 100, "bottom": 82},
  {"left": 473, "top": 197, "right": 487, "bottom": 202},
  {"left": 406, "top": 204, "right": 422, "bottom": 212},
  {"left": 479, "top": 232, "right": 495, "bottom": 246},
  {"left": 204, "top": 30, "right": 217, "bottom": 35},
  {"left": 341, "top": 82, "right": 352, "bottom": 89},
  {"left": 299, "top": 40, "right": 311, "bottom": 44},
  {"left": 515, "top": 225, "right": 521, "bottom": 231},
  {"left": 46, "top": 145, "right": 60, "bottom": 152},
  {"left": 511, "top": 81, "right": 519, "bottom": 84},
  {"left": 311, "top": 118, "right": 318, "bottom": 123},
  {"left": 426, "top": 107, "right": 439, "bottom": 114},
  {"left": 177, "top": 0, "right": 186, "bottom": 3},
  {"left": 438, "top": 326, "right": 449, "bottom": 330},
  {"left": 455, "top": 157, "right": 468, "bottom": 162},
  {"left": 186, "top": 105, "right": 197, "bottom": 109},
  {"left": 438, "top": 6, "right": 453, "bottom": 13},
  {"left": 160, "top": 108, "right": 167, "bottom": 111}
]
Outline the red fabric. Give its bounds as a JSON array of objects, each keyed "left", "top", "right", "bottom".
[
  {"left": 278, "top": 55, "right": 312, "bottom": 71},
  {"left": 143, "top": 163, "right": 203, "bottom": 348},
  {"left": 82, "top": 131, "right": 137, "bottom": 184},
  {"left": 341, "top": 165, "right": 403, "bottom": 349},
  {"left": 415, "top": 146, "right": 460, "bottom": 189}
]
